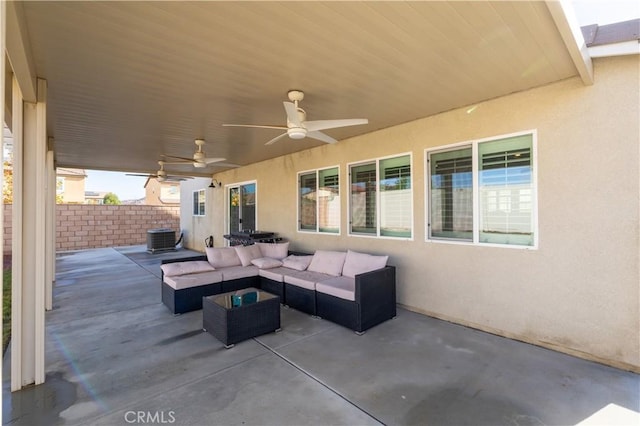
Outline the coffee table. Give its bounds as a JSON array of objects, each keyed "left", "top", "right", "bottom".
[{"left": 202, "top": 288, "right": 280, "bottom": 348}]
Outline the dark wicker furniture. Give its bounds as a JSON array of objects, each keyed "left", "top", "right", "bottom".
[
  {"left": 315, "top": 266, "right": 396, "bottom": 334},
  {"left": 161, "top": 255, "right": 222, "bottom": 314},
  {"left": 202, "top": 288, "right": 281, "bottom": 348}
]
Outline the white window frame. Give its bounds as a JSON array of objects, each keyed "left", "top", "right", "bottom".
[
  {"left": 348, "top": 152, "right": 413, "bottom": 240},
  {"left": 225, "top": 180, "right": 258, "bottom": 237},
  {"left": 192, "top": 188, "right": 206, "bottom": 216},
  {"left": 297, "top": 166, "right": 341, "bottom": 235},
  {"left": 425, "top": 130, "right": 538, "bottom": 249}
]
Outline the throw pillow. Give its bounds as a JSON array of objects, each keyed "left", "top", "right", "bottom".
[
  {"left": 282, "top": 255, "right": 314, "bottom": 271},
  {"left": 307, "top": 250, "right": 347, "bottom": 276},
  {"left": 234, "top": 244, "right": 263, "bottom": 267},
  {"left": 205, "top": 247, "right": 242, "bottom": 268},
  {"left": 251, "top": 257, "right": 283, "bottom": 269},
  {"left": 160, "top": 261, "right": 215, "bottom": 277}
]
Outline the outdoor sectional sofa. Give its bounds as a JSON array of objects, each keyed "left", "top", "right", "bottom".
[{"left": 160, "top": 242, "right": 396, "bottom": 333}]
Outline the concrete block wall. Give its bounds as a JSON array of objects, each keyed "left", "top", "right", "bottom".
[{"left": 3, "top": 204, "right": 181, "bottom": 252}]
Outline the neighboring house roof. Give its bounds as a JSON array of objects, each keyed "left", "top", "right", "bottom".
[
  {"left": 581, "top": 19, "right": 640, "bottom": 47},
  {"left": 57, "top": 168, "right": 87, "bottom": 177}
]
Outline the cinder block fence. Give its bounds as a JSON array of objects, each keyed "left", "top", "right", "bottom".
[{"left": 3, "top": 204, "right": 181, "bottom": 252}]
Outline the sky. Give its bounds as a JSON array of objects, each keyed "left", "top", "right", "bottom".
[{"left": 84, "top": 0, "right": 639, "bottom": 201}]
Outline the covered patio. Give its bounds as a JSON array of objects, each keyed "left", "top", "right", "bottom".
[{"left": 3, "top": 246, "right": 638, "bottom": 425}]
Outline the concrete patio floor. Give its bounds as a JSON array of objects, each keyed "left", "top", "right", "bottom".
[{"left": 2, "top": 245, "right": 639, "bottom": 425}]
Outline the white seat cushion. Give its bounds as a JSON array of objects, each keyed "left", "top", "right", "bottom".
[
  {"left": 205, "top": 247, "right": 242, "bottom": 268},
  {"left": 307, "top": 250, "right": 347, "bottom": 276},
  {"left": 160, "top": 260, "right": 215, "bottom": 277},
  {"left": 341, "top": 250, "right": 388, "bottom": 278},
  {"left": 256, "top": 241, "right": 290, "bottom": 260},
  {"left": 316, "top": 276, "right": 356, "bottom": 301},
  {"left": 218, "top": 265, "right": 259, "bottom": 281},
  {"left": 258, "top": 266, "right": 292, "bottom": 282},
  {"left": 234, "top": 244, "right": 263, "bottom": 266},
  {"left": 163, "top": 270, "right": 223, "bottom": 290},
  {"left": 283, "top": 270, "right": 333, "bottom": 291}
]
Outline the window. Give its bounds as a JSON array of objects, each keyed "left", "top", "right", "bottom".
[
  {"left": 427, "top": 131, "right": 536, "bottom": 247},
  {"left": 349, "top": 154, "right": 412, "bottom": 238},
  {"left": 298, "top": 167, "right": 340, "bottom": 233},
  {"left": 193, "top": 189, "right": 206, "bottom": 216}
]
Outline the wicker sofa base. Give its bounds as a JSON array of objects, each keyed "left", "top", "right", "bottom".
[
  {"left": 162, "top": 281, "right": 223, "bottom": 315},
  {"left": 284, "top": 283, "right": 316, "bottom": 316},
  {"left": 259, "top": 277, "right": 284, "bottom": 301}
]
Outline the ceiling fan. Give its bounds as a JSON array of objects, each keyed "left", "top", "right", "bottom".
[
  {"left": 223, "top": 90, "right": 368, "bottom": 145},
  {"left": 162, "top": 139, "right": 231, "bottom": 169},
  {"left": 126, "top": 161, "right": 193, "bottom": 183}
]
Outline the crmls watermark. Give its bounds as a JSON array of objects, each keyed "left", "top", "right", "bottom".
[{"left": 124, "top": 411, "right": 176, "bottom": 424}]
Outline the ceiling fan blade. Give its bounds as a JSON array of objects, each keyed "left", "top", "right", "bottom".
[
  {"left": 164, "top": 176, "right": 189, "bottom": 181},
  {"left": 283, "top": 102, "right": 302, "bottom": 127},
  {"left": 208, "top": 161, "right": 240, "bottom": 168},
  {"left": 304, "top": 118, "right": 368, "bottom": 132},
  {"left": 265, "top": 132, "right": 289, "bottom": 146},
  {"left": 307, "top": 131, "right": 337, "bottom": 144},
  {"left": 126, "top": 173, "right": 155, "bottom": 177},
  {"left": 222, "top": 124, "right": 287, "bottom": 130},
  {"left": 202, "top": 157, "right": 227, "bottom": 164},
  {"left": 161, "top": 155, "right": 195, "bottom": 162}
]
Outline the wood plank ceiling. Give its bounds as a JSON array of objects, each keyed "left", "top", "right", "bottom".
[{"left": 17, "top": 1, "right": 578, "bottom": 176}]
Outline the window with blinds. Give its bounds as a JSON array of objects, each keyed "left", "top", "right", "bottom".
[
  {"left": 427, "top": 132, "right": 536, "bottom": 247},
  {"left": 429, "top": 148, "right": 473, "bottom": 240},
  {"left": 298, "top": 167, "right": 340, "bottom": 234},
  {"left": 350, "top": 153, "right": 413, "bottom": 238}
]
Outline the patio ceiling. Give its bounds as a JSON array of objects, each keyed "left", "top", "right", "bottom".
[{"left": 10, "top": 1, "right": 581, "bottom": 176}]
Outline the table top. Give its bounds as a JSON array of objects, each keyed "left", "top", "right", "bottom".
[{"left": 206, "top": 288, "right": 277, "bottom": 310}]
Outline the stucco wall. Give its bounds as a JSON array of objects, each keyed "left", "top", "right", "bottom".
[{"left": 182, "top": 56, "right": 639, "bottom": 371}]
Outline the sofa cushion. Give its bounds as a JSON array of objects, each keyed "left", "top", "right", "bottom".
[
  {"left": 163, "top": 270, "right": 223, "bottom": 290},
  {"left": 205, "top": 247, "right": 242, "bottom": 268},
  {"left": 284, "top": 270, "right": 333, "bottom": 291},
  {"left": 282, "top": 255, "right": 313, "bottom": 271},
  {"left": 258, "top": 266, "right": 291, "bottom": 282},
  {"left": 307, "top": 250, "right": 347, "bottom": 277},
  {"left": 251, "top": 257, "right": 283, "bottom": 269},
  {"left": 256, "top": 241, "right": 290, "bottom": 260},
  {"left": 160, "top": 261, "right": 215, "bottom": 277},
  {"left": 316, "top": 276, "right": 356, "bottom": 301},
  {"left": 218, "top": 265, "right": 259, "bottom": 281},
  {"left": 341, "top": 250, "right": 389, "bottom": 278},
  {"left": 234, "top": 244, "right": 263, "bottom": 267}
]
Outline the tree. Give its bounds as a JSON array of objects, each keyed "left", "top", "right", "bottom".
[
  {"left": 3, "top": 159, "right": 12, "bottom": 204},
  {"left": 103, "top": 192, "right": 121, "bottom": 205}
]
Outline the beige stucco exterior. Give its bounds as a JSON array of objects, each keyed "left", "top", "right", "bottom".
[
  {"left": 56, "top": 168, "right": 86, "bottom": 204},
  {"left": 145, "top": 179, "right": 181, "bottom": 206},
  {"left": 181, "top": 56, "right": 640, "bottom": 371}
]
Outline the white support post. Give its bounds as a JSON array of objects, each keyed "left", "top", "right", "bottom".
[
  {"left": 46, "top": 143, "right": 55, "bottom": 311},
  {"left": 11, "top": 76, "right": 24, "bottom": 392},
  {"left": 11, "top": 77, "right": 47, "bottom": 390}
]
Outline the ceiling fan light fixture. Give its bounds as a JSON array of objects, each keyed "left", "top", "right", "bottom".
[
  {"left": 193, "top": 162, "right": 206, "bottom": 168},
  {"left": 288, "top": 128, "right": 306, "bottom": 139}
]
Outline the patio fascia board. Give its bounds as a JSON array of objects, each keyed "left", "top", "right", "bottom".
[
  {"left": 6, "top": 1, "right": 37, "bottom": 102},
  {"left": 545, "top": 0, "right": 594, "bottom": 85}
]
